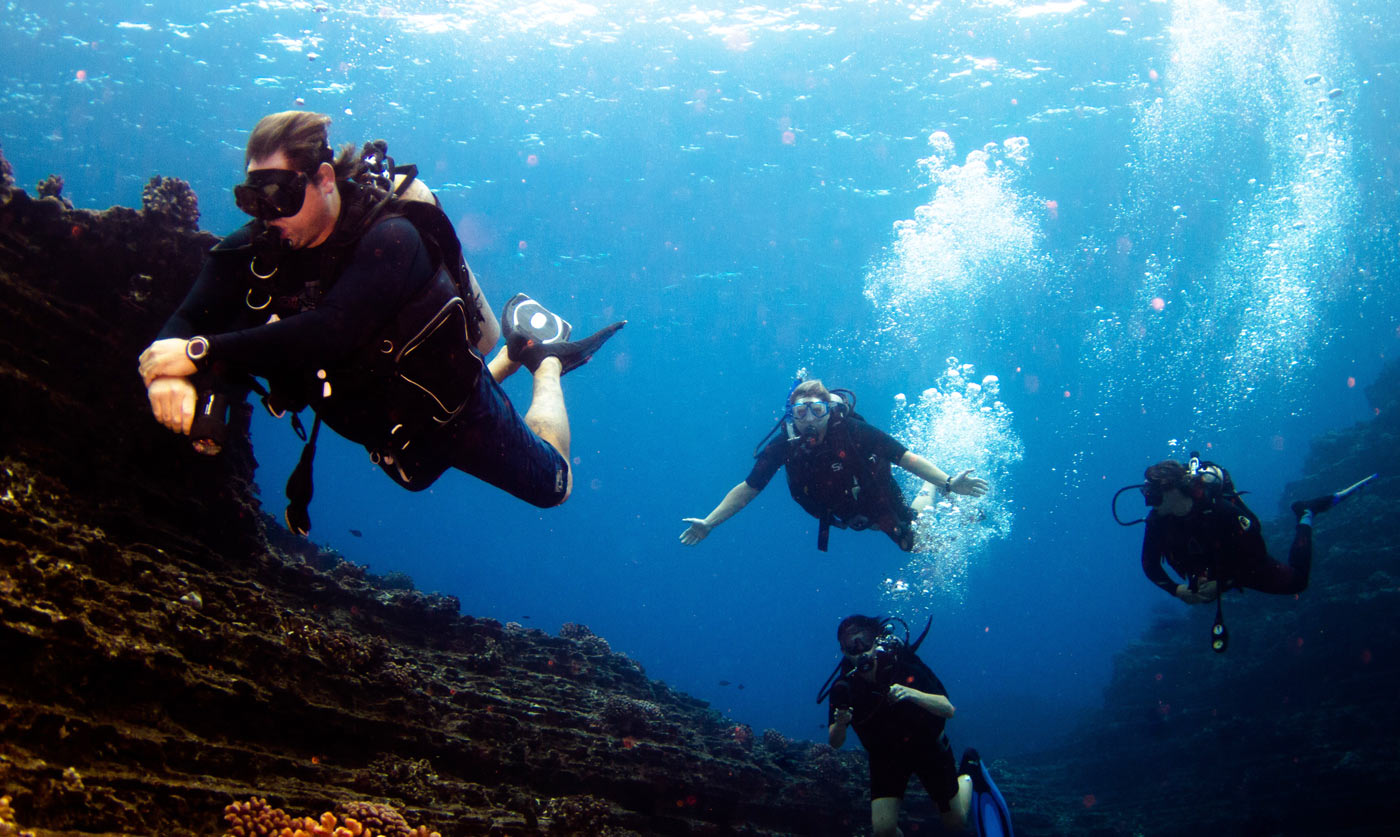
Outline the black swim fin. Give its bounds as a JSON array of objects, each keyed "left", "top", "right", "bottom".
[
  {"left": 1291, "top": 472, "right": 1377, "bottom": 519},
  {"left": 960, "top": 748, "right": 1014, "bottom": 837}
]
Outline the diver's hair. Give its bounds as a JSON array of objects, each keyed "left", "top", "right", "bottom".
[
  {"left": 245, "top": 111, "right": 359, "bottom": 179},
  {"left": 790, "top": 379, "right": 833, "bottom": 404},
  {"left": 1144, "top": 459, "right": 1188, "bottom": 489},
  {"left": 836, "top": 614, "right": 885, "bottom": 647}
]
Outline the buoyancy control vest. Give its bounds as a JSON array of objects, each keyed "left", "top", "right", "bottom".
[
  {"left": 783, "top": 414, "right": 915, "bottom": 551},
  {"left": 206, "top": 166, "right": 490, "bottom": 531}
]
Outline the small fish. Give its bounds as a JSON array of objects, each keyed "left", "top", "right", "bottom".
[
  {"left": 737, "top": 683, "right": 745, "bottom": 690},
  {"left": 718, "top": 680, "right": 731, "bottom": 687},
  {"left": 522, "top": 615, "right": 532, "bottom": 620},
  {"left": 349, "top": 529, "right": 362, "bottom": 537}
]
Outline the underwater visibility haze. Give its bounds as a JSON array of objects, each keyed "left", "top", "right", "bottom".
[{"left": 3, "top": 0, "right": 1399, "bottom": 780}]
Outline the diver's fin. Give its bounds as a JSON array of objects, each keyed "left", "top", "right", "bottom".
[
  {"left": 960, "top": 748, "right": 1014, "bottom": 837},
  {"left": 517, "top": 320, "right": 626, "bottom": 375},
  {"left": 503, "top": 293, "right": 572, "bottom": 358},
  {"left": 1291, "top": 473, "right": 1377, "bottom": 519},
  {"left": 1334, "top": 473, "right": 1377, "bottom": 503}
]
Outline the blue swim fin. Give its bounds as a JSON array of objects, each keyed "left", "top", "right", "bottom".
[
  {"left": 961, "top": 748, "right": 1014, "bottom": 837},
  {"left": 1291, "top": 473, "right": 1377, "bottom": 519}
]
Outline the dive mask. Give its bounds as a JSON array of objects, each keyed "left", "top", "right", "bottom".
[
  {"left": 234, "top": 168, "right": 311, "bottom": 220},
  {"left": 791, "top": 401, "right": 831, "bottom": 421}
]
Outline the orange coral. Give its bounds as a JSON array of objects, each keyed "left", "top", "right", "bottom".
[{"left": 221, "top": 799, "right": 440, "bottom": 837}]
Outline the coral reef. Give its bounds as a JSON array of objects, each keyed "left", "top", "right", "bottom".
[
  {"left": 597, "top": 695, "right": 663, "bottom": 738},
  {"left": 141, "top": 174, "right": 201, "bottom": 230},
  {"left": 0, "top": 147, "right": 12, "bottom": 190},
  {"left": 35, "top": 174, "right": 72, "bottom": 208}
]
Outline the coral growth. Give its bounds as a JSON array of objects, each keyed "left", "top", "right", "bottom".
[
  {"left": 761, "top": 728, "right": 789, "bottom": 752},
  {"left": 36, "top": 174, "right": 73, "bottom": 208},
  {"left": 222, "top": 797, "right": 439, "bottom": 837},
  {"left": 558, "top": 621, "right": 593, "bottom": 640},
  {"left": 544, "top": 794, "right": 620, "bottom": 836},
  {"left": 730, "top": 723, "right": 754, "bottom": 751},
  {"left": 0, "top": 796, "right": 35, "bottom": 837},
  {"left": 0, "top": 146, "right": 13, "bottom": 190},
  {"left": 141, "top": 175, "right": 200, "bottom": 230},
  {"left": 598, "top": 695, "right": 663, "bottom": 738}
]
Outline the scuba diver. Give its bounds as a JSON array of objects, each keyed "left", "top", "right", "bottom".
[
  {"left": 679, "top": 377, "right": 989, "bottom": 552},
  {"left": 818, "top": 614, "right": 1014, "bottom": 837},
  {"left": 1117, "top": 454, "right": 1376, "bottom": 651},
  {"left": 136, "top": 111, "right": 624, "bottom": 533}
]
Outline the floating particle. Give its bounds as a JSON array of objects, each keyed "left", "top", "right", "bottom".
[
  {"left": 781, "top": 130, "right": 796, "bottom": 145},
  {"left": 526, "top": 153, "right": 538, "bottom": 166},
  {"left": 1151, "top": 297, "right": 1165, "bottom": 311},
  {"left": 75, "top": 69, "right": 87, "bottom": 81}
]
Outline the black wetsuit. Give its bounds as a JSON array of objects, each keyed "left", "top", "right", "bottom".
[
  {"left": 158, "top": 184, "right": 567, "bottom": 506},
  {"left": 1141, "top": 494, "right": 1312, "bottom": 596},
  {"left": 827, "top": 651, "right": 959, "bottom": 807},
  {"left": 747, "top": 417, "right": 917, "bottom": 550}
]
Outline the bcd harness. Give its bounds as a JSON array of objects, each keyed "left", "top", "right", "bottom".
[
  {"left": 210, "top": 142, "right": 487, "bottom": 534},
  {"left": 781, "top": 414, "right": 915, "bottom": 552}
]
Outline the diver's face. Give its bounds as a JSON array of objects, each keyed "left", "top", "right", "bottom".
[
  {"left": 792, "top": 397, "right": 831, "bottom": 440},
  {"left": 247, "top": 150, "right": 337, "bottom": 249}
]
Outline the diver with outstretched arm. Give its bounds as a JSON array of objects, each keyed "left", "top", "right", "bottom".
[{"left": 680, "top": 377, "right": 988, "bottom": 552}]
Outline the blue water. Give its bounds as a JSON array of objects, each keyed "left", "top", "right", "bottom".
[{"left": 4, "top": 0, "right": 1398, "bottom": 758}]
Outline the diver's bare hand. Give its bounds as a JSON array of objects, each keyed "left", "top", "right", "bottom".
[
  {"left": 951, "top": 469, "right": 989, "bottom": 497},
  {"left": 679, "top": 518, "right": 712, "bottom": 545},
  {"left": 147, "top": 376, "right": 197, "bottom": 435},
  {"left": 138, "top": 338, "right": 197, "bottom": 386}
]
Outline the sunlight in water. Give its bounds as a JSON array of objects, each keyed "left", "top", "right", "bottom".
[
  {"left": 882, "top": 359, "right": 1023, "bottom": 606},
  {"left": 1108, "top": 0, "right": 1357, "bottom": 426}
]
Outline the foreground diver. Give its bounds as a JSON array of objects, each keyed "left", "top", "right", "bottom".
[
  {"left": 680, "top": 378, "right": 988, "bottom": 552},
  {"left": 1132, "top": 455, "right": 1375, "bottom": 649},
  {"left": 137, "top": 111, "right": 623, "bottom": 532},
  {"left": 819, "top": 614, "right": 1013, "bottom": 836}
]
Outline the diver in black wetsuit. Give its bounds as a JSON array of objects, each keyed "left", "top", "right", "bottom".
[
  {"left": 137, "top": 111, "right": 623, "bottom": 530},
  {"left": 1139, "top": 458, "right": 1376, "bottom": 604},
  {"left": 679, "top": 378, "right": 989, "bottom": 552},
  {"left": 824, "top": 614, "right": 985, "bottom": 835}
]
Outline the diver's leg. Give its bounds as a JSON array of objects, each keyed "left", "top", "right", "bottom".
[
  {"left": 522, "top": 357, "right": 573, "bottom": 500},
  {"left": 487, "top": 350, "right": 521, "bottom": 384},
  {"left": 443, "top": 367, "right": 570, "bottom": 507},
  {"left": 939, "top": 775, "right": 972, "bottom": 831},
  {"left": 871, "top": 797, "right": 902, "bottom": 837}
]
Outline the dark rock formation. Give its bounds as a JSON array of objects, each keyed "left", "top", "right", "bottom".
[{"left": 0, "top": 150, "right": 882, "bottom": 835}]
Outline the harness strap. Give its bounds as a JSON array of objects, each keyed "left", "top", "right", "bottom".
[
  {"left": 818, "top": 512, "right": 832, "bottom": 552},
  {"left": 284, "top": 413, "right": 322, "bottom": 537}
]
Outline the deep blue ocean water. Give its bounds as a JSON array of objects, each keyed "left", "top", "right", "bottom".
[{"left": 3, "top": 0, "right": 1397, "bottom": 759}]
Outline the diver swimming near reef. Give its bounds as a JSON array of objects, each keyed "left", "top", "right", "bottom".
[
  {"left": 818, "top": 614, "right": 1014, "bottom": 836},
  {"left": 1114, "top": 453, "right": 1377, "bottom": 652},
  {"left": 136, "top": 111, "right": 624, "bottom": 534},
  {"left": 679, "top": 376, "right": 989, "bottom": 552}
]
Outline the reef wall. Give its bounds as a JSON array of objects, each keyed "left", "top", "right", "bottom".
[{"left": 1006, "top": 365, "right": 1400, "bottom": 836}]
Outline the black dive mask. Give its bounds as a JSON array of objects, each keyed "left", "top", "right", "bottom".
[{"left": 234, "top": 168, "right": 311, "bottom": 220}]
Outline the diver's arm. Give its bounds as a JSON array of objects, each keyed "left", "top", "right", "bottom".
[
  {"left": 1141, "top": 526, "right": 1201, "bottom": 602},
  {"left": 898, "top": 451, "right": 989, "bottom": 497},
  {"left": 828, "top": 708, "right": 852, "bottom": 747},
  {"left": 680, "top": 482, "right": 760, "bottom": 545},
  {"left": 889, "top": 683, "right": 956, "bottom": 719},
  {"left": 201, "top": 219, "right": 428, "bottom": 375}
]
